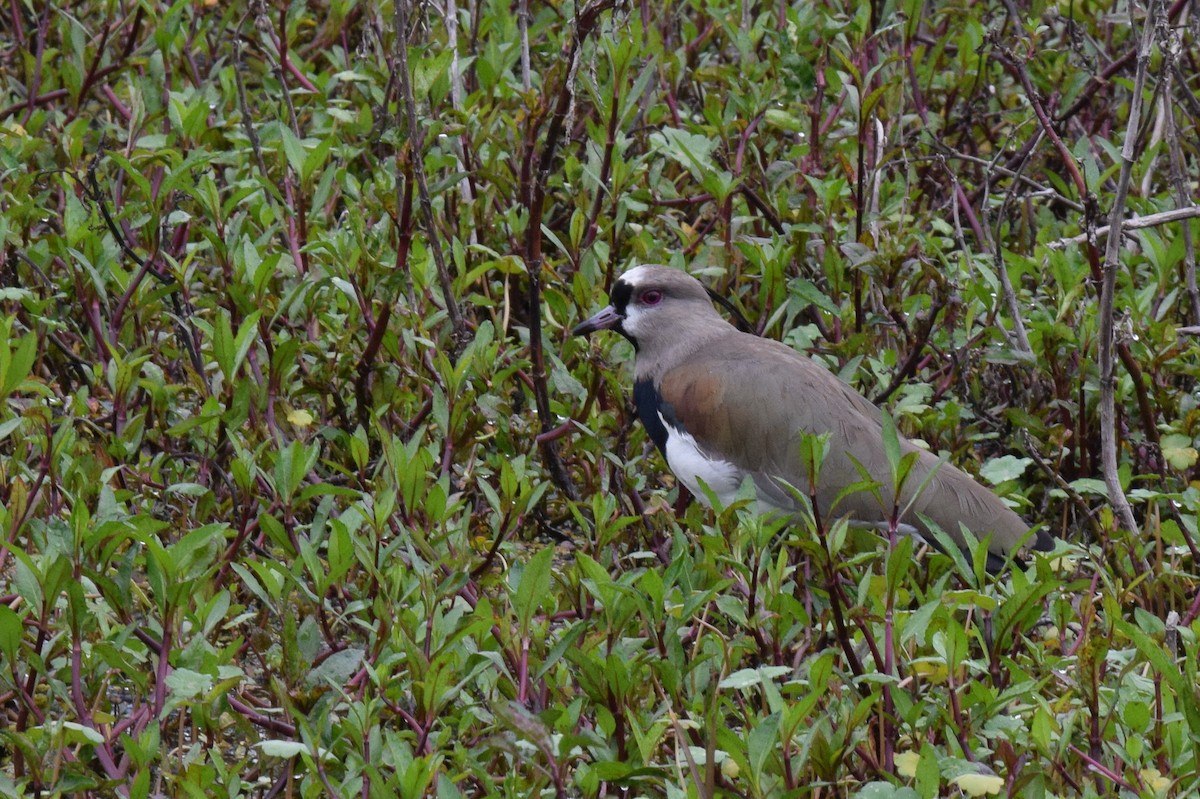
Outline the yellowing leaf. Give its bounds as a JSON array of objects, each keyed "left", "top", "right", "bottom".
[
  {"left": 952, "top": 773, "right": 1004, "bottom": 796},
  {"left": 287, "top": 409, "right": 313, "bottom": 427},
  {"left": 1048, "top": 554, "right": 1077, "bottom": 570},
  {"left": 911, "top": 660, "right": 949, "bottom": 684},
  {"left": 721, "top": 758, "right": 740, "bottom": 780},
  {"left": 1161, "top": 434, "right": 1198, "bottom": 470},
  {"left": 1140, "top": 768, "right": 1171, "bottom": 796},
  {"left": 894, "top": 751, "right": 921, "bottom": 778}
]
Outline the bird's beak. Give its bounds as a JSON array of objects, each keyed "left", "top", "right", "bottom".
[{"left": 573, "top": 305, "right": 623, "bottom": 336}]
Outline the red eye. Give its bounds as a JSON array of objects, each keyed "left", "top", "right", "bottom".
[{"left": 641, "top": 290, "right": 663, "bottom": 305}]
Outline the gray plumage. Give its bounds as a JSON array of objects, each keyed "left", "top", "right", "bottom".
[{"left": 574, "top": 265, "right": 1052, "bottom": 568}]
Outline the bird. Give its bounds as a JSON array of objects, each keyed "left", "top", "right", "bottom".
[{"left": 573, "top": 265, "right": 1053, "bottom": 571}]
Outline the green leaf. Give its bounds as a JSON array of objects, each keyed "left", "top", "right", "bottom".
[
  {"left": 231, "top": 310, "right": 263, "bottom": 378},
  {"left": 165, "top": 668, "right": 213, "bottom": 702},
  {"left": 747, "top": 712, "right": 780, "bottom": 785},
  {"left": 212, "top": 310, "right": 234, "bottom": 381},
  {"left": 0, "top": 605, "right": 22, "bottom": 663},
  {"left": 412, "top": 48, "right": 454, "bottom": 98},
  {"left": 719, "top": 666, "right": 791, "bottom": 690},
  {"left": 325, "top": 518, "right": 353, "bottom": 588},
  {"left": 168, "top": 524, "right": 225, "bottom": 582},
  {"left": 257, "top": 740, "right": 311, "bottom": 758},
  {"left": 1161, "top": 434, "right": 1199, "bottom": 470},
  {"left": 881, "top": 409, "right": 901, "bottom": 481},
  {"left": 305, "top": 648, "right": 364, "bottom": 688},
  {"left": 5, "top": 545, "right": 43, "bottom": 616},
  {"left": 851, "top": 782, "right": 919, "bottom": 799},
  {"left": 1124, "top": 700, "right": 1151, "bottom": 730},
  {"left": 513, "top": 546, "right": 554, "bottom": 633},
  {"left": 649, "top": 127, "right": 717, "bottom": 178},
  {"left": 916, "top": 742, "right": 940, "bottom": 799},
  {"left": 275, "top": 440, "right": 319, "bottom": 505},
  {"left": 278, "top": 125, "right": 307, "bottom": 177},
  {"left": 2, "top": 331, "right": 36, "bottom": 397},
  {"left": 886, "top": 534, "right": 914, "bottom": 594},
  {"left": 1066, "top": 478, "right": 1109, "bottom": 497},
  {"left": 788, "top": 277, "right": 840, "bottom": 315},
  {"left": 56, "top": 721, "right": 106, "bottom": 746},
  {"left": 978, "top": 455, "right": 1032, "bottom": 485},
  {"left": 798, "top": 431, "right": 831, "bottom": 491},
  {"left": 1115, "top": 619, "right": 1200, "bottom": 738}
]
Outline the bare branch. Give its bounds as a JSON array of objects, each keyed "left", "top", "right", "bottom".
[
  {"left": 1044, "top": 206, "right": 1200, "bottom": 249},
  {"left": 978, "top": 128, "right": 1045, "bottom": 354},
  {"left": 1098, "top": 0, "right": 1159, "bottom": 537},
  {"left": 523, "top": 0, "right": 620, "bottom": 501}
]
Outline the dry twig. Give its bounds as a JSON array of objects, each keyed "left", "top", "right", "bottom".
[{"left": 1097, "top": 0, "right": 1159, "bottom": 536}]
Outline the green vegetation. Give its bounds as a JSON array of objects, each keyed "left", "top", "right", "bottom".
[{"left": 2, "top": 0, "right": 1199, "bottom": 796}]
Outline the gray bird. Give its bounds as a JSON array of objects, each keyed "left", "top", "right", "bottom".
[{"left": 573, "top": 265, "right": 1053, "bottom": 571}]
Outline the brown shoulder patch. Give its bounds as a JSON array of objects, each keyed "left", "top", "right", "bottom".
[{"left": 659, "top": 365, "right": 726, "bottom": 443}]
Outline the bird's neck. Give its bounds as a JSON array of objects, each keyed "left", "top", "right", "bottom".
[{"left": 634, "top": 322, "right": 733, "bottom": 382}]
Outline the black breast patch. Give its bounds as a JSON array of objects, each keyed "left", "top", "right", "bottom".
[{"left": 634, "top": 378, "right": 683, "bottom": 455}]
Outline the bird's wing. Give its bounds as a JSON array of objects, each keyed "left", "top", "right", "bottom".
[
  {"left": 655, "top": 333, "right": 1036, "bottom": 554},
  {"left": 655, "top": 335, "right": 893, "bottom": 512}
]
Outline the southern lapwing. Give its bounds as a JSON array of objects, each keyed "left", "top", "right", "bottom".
[{"left": 574, "top": 265, "right": 1053, "bottom": 571}]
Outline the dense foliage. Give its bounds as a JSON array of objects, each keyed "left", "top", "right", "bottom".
[{"left": 3, "top": 0, "right": 1200, "bottom": 796}]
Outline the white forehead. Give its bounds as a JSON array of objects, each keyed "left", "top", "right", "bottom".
[{"left": 618, "top": 265, "right": 656, "bottom": 288}]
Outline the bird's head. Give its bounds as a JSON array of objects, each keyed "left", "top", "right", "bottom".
[{"left": 572, "top": 265, "right": 721, "bottom": 351}]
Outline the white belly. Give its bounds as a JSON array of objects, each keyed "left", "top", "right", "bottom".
[{"left": 660, "top": 413, "right": 747, "bottom": 507}]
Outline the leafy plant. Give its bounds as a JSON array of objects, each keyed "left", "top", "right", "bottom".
[{"left": 1, "top": 0, "right": 1199, "bottom": 796}]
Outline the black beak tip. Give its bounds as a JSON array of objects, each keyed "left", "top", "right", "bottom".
[{"left": 572, "top": 306, "right": 621, "bottom": 337}]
